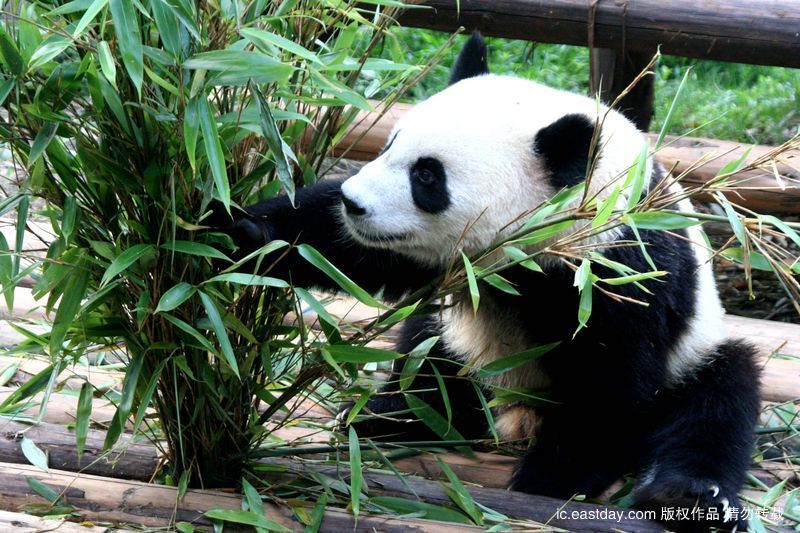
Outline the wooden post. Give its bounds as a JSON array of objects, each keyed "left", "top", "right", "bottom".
[{"left": 589, "top": 48, "right": 655, "bottom": 131}]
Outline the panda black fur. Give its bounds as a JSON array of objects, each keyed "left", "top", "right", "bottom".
[{"left": 219, "top": 34, "right": 761, "bottom": 531}]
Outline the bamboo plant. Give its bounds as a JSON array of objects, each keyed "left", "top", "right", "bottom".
[{"left": 0, "top": 0, "right": 426, "bottom": 487}]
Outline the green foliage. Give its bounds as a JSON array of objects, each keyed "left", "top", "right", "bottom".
[{"left": 0, "top": 0, "right": 419, "bottom": 486}]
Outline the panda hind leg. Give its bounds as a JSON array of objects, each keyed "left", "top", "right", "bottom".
[
  {"left": 633, "top": 339, "right": 761, "bottom": 532},
  {"left": 509, "top": 408, "right": 631, "bottom": 499},
  {"left": 341, "top": 316, "right": 488, "bottom": 441}
]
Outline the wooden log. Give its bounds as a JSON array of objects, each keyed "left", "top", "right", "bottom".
[
  {"left": 0, "top": 462, "right": 482, "bottom": 531},
  {"left": 0, "top": 420, "right": 160, "bottom": 482},
  {"left": 656, "top": 135, "right": 800, "bottom": 213},
  {"left": 307, "top": 295, "right": 800, "bottom": 401},
  {"left": 0, "top": 509, "right": 130, "bottom": 532},
  {"left": 399, "top": 0, "right": 800, "bottom": 69},
  {"left": 332, "top": 102, "right": 800, "bottom": 213},
  {"left": 268, "top": 459, "right": 664, "bottom": 532},
  {"left": 0, "top": 387, "right": 121, "bottom": 427}
]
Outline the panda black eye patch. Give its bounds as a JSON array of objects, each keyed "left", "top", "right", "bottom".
[{"left": 410, "top": 157, "right": 450, "bottom": 214}]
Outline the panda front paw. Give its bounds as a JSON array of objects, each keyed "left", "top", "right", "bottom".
[
  {"left": 634, "top": 471, "right": 745, "bottom": 532},
  {"left": 205, "top": 200, "right": 272, "bottom": 257}
]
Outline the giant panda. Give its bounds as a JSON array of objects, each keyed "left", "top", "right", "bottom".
[{"left": 217, "top": 34, "right": 761, "bottom": 531}]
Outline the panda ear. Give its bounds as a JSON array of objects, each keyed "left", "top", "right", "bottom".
[
  {"left": 449, "top": 32, "right": 490, "bottom": 86},
  {"left": 533, "top": 114, "right": 597, "bottom": 189}
]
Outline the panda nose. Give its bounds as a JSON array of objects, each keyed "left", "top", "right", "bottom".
[{"left": 341, "top": 194, "right": 367, "bottom": 216}]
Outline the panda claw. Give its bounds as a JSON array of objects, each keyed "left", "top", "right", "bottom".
[
  {"left": 709, "top": 484, "right": 720, "bottom": 498},
  {"left": 334, "top": 406, "right": 351, "bottom": 431}
]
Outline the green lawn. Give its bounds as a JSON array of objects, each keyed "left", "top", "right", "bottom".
[{"left": 389, "top": 29, "right": 800, "bottom": 146}]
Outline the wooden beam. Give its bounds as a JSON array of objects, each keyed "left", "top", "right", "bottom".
[
  {"left": 333, "top": 103, "right": 800, "bottom": 213},
  {"left": 399, "top": 0, "right": 800, "bottom": 68},
  {"left": 0, "top": 462, "right": 483, "bottom": 531},
  {"left": 0, "top": 420, "right": 159, "bottom": 482}
]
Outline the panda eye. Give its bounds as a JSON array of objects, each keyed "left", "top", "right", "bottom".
[
  {"left": 411, "top": 157, "right": 445, "bottom": 186},
  {"left": 415, "top": 168, "right": 436, "bottom": 185}
]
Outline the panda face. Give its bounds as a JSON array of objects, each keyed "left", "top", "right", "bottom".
[{"left": 340, "top": 74, "right": 646, "bottom": 267}]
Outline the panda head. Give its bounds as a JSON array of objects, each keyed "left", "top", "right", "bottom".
[{"left": 340, "top": 34, "right": 647, "bottom": 266}]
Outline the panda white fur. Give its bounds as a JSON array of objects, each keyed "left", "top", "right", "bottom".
[{"left": 219, "top": 34, "right": 760, "bottom": 532}]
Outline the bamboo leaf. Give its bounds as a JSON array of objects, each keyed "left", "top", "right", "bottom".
[
  {"left": 624, "top": 142, "right": 651, "bottom": 210},
  {"left": 241, "top": 27, "right": 320, "bottom": 64},
  {"left": 204, "top": 509, "right": 289, "bottom": 531},
  {"left": 184, "top": 96, "right": 199, "bottom": 171},
  {"left": 154, "top": 282, "right": 196, "bottom": 313},
  {"left": 482, "top": 273, "right": 519, "bottom": 296},
  {"left": 471, "top": 382, "right": 499, "bottom": 445},
  {"left": 254, "top": 88, "right": 294, "bottom": 204},
  {"left": 109, "top": 0, "right": 144, "bottom": 97},
  {"left": 104, "top": 350, "right": 144, "bottom": 449},
  {"left": 21, "top": 437, "right": 49, "bottom": 472},
  {"left": 0, "top": 362, "right": 18, "bottom": 387},
  {"left": 405, "top": 394, "right": 465, "bottom": 444},
  {"left": 73, "top": 0, "right": 109, "bottom": 37},
  {"left": 305, "top": 492, "right": 327, "bottom": 533},
  {"left": 655, "top": 68, "right": 691, "bottom": 149},
  {"left": 28, "top": 37, "right": 71, "bottom": 70},
  {"left": 162, "top": 313, "right": 215, "bottom": 352},
  {"left": 399, "top": 336, "right": 438, "bottom": 391},
  {"left": 348, "top": 426, "right": 363, "bottom": 516},
  {"left": 436, "top": 457, "right": 482, "bottom": 524},
  {"left": 0, "top": 27, "right": 24, "bottom": 75},
  {"left": 477, "top": 342, "right": 560, "bottom": 378},
  {"left": 205, "top": 273, "right": 288, "bottom": 287},
  {"left": 760, "top": 215, "right": 800, "bottom": 249},
  {"left": 512, "top": 220, "right": 575, "bottom": 245},
  {"left": 198, "top": 96, "right": 230, "bottom": 212},
  {"left": 368, "top": 496, "right": 471, "bottom": 524},
  {"left": 28, "top": 122, "right": 59, "bottom": 168},
  {"left": 100, "top": 244, "right": 153, "bottom": 287},
  {"left": 97, "top": 41, "right": 117, "bottom": 87},
  {"left": 185, "top": 50, "right": 293, "bottom": 85},
  {"left": 502, "top": 246, "right": 542, "bottom": 273},
  {"left": 461, "top": 252, "right": 479, "bottom": 313},
  {"left": 50, "top": 260, "right": 90, "bottom": 355},
  {"left": 716, "top": 147, "right": 752, "bottom": 178},
  {"left": 75, "top": 382, "right": 93, "bottom": 459},
  {"left": 294, "top": 287, "right": 339, "bottom": 332},
  {"left": 0, "top": 363, "right": 57, "bottom": 411},
  {"left": 161, "top": 240, "right": 231, "bottom": 262},
  {"left": 199, "top": 291, "right": 239, "bottom": 378},
  {"left": 297, "top": 244, "right": 386, "bottom": 308},
  {"left": 626, "top": 211, "right": 701, "bottom": 230},
  {"left": 132, "top": 358, "right": 168, "bottom": 435},
  {"left": 150, "top": 0, "right": 182, "bottom": 57},
  {"left": 325, "top": 344, "right": 400, "bottom": 363},
  {"left": 26, "top": 476, "right": 60, "bottom": 503}
]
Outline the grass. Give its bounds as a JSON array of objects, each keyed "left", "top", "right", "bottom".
[{"left": 387, "top": 28, "right": 800, "bottom": 145}]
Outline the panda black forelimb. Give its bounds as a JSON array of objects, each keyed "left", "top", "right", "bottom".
[{"left": 214, "top": 178, "right": 440, "bottom": 301}]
